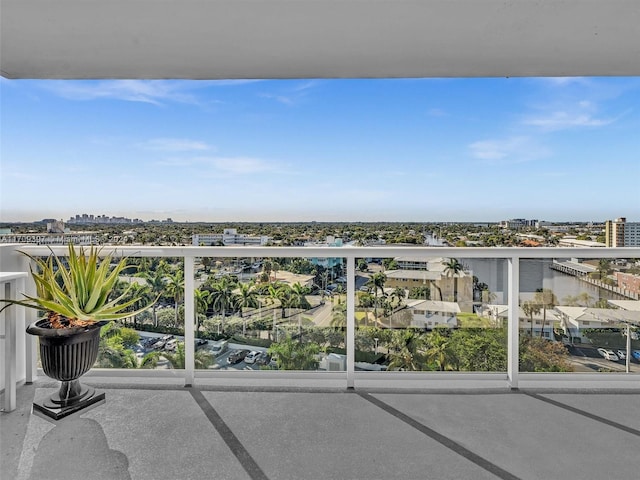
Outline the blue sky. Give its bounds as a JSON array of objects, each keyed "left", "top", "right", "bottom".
[{"left": 1, "top": 77, "right": 639, "bottom": 223}]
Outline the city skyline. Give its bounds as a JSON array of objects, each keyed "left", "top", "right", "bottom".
[{"left": 1, "top": 77, "right": 639, "bottom": 223}]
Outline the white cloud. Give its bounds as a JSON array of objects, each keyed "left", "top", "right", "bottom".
[
  {"left": 153, "top": 158, "right": 197, "bottom": 167},
  {"left": 138, "top": 138, "right": 212, "bottom": 152},
  {"left": 469, "top": 136, "right": 550, "bottom": 164},
  {"left": 523, "top": 110, "right": 615, "bottom": 130},
  {"left": 537, "top": 77, "right": 589, "bottom": 87},
  {"left": 259, "top": 93, "right": 295, "bottom": 106},
  {"left": 210, "top": 157, "right": 274, "bottom": 175},
  {"left": 44, "top": 80, "right": 203, "bottom": 105},
  {"left": 152, "top": 155, "right": 278, "bottom": 175},
  {"left": 259, "top": 80, "right": 321, "bottom": 106},
  {"left": 293, "top": 80, "right": 322, "bottom": 92}
]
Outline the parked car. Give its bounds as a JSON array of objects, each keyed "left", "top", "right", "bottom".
[
  {"left": 195, "top": 338, "right": 208, "bottom": 348},
  {"left": 244, "top": 351, "right": 261, "bottom": 364},
  {"left": 597, "top": 348, "right": 619, "bottom": 361},
  {"left": 632, "top": 350, "right": 640, "bottom": 361},
  {"left": 210, "top": 340, "right": 228, "bottom": 357},
  {"left": 164, "top": 339, "right": 178, "bottom": 351},
  {"left": 152, "top": 335, "right": 174, "bottom": 350},
  {"left": 255, "top": 352, "right": 272, "bottom": 366},
  {"left": 227, "top": 349, "right": 250, "bottom": 364},
  {"left": 616, "top": 349, "right": 627, "bottom": 360}
]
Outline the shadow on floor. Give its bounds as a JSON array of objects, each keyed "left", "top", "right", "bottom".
[{"left": 28, "top": 417, "right": 130, "bottom": 480}]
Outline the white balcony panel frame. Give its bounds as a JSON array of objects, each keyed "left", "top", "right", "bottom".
[
  {"left": 184, "top": 256, "right": 195, "bottom": 387},
  {"left": 346, "top": 256, "right": 355, "bottom": 388},
  {"left": 1, "top": 272, "right": 27, "bottom": 412},
  {"left": 3, "top": 245, "right": 640, "bottom": 391},
  {"left": 507, "top": 256, "right": 519, "bottom": 389}
]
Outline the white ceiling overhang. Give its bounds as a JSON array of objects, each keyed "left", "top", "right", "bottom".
[{"left": 1, "top": 0, "right": 639, "bottom": 80}]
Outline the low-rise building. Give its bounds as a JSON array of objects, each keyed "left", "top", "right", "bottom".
[
  {"left": 615, "top": 272, "right": 640, "bottom": 296},
  {"left": 554, "top": 306, "right": 623, "bottom": 343},
  {"left": 479, "top": 304, "right": 556, "bottom": 338},
  {"left": 406, "top": 299, "right": 460, "bottom": 329},
  {"left": 304, "top": 236, "right": 344, "bottom": 270},
  {"left": 193, "top": 228, "right": 269, "bottom": 246},
  {"left": 557, "top": 238, "right": 605, "bottom": 248}
]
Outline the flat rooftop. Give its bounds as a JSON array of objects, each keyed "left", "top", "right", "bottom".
[{"left": 3, "top": 379, "right": 640, "bottom": 479}]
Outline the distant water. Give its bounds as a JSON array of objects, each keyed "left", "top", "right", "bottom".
[{"left": 462, "top": 258, "right": 623, "bottom": 304}]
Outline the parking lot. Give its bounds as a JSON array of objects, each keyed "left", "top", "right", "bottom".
[
  {"left": 137, "top": 333, "right": 271, "bottom": 371},
  {"left": 567, "top": 345, "right": 640, "bottom": 372}
]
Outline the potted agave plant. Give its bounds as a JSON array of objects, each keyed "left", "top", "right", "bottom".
[{"left": 1, "top": 245, "right": 155, "bottom": 419}]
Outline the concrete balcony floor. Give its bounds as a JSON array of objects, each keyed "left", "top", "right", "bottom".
[{"left": 2, "top": 380, "right": 640, "bottom": 480}]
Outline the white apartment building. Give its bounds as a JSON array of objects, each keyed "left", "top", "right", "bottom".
[
  {"left": 480, "top": 304, "right": 556, "bottom": 339},
  {"left": 554, "top": 306, "right": 619, "bottom": 343},
  {"left": 407, "top": 299, "right": 460, "bottom": 329},
  {"left": 192, "top": 228, "right": 269, "bottom": 246},
  {"left": 500, "top": 219, "right": 537, "bottom": 229}
]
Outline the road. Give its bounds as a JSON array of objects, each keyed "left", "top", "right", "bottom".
[{"left": 566, "top": 345, "right": 639, "bottom": 372}]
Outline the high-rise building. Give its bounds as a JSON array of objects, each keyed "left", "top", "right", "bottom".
[{"left": 605, "top": 217, "right": 640, "bottom": 247}]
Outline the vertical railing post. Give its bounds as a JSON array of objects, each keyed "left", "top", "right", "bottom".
[
  {"left": 507, "top": 256, "right": 520, "bottom": 389},
  {"left": 346, "top": 255, "right": 355, "bottom": 389},
  {"left": 184, "top": 255, "right": 195, "bottom": 387},
  {"left": 3, "top": 281, "right": 16, "bottom": 411},
  {"left": 23, "top": 256, "right": 37, "bottom": 383}
]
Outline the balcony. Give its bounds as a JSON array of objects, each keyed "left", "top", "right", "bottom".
[
  {"left": 2, "top": 244, "right": 640, "bottom": 479},
  {"left": 2, "top": 2, "right": 639, "bottom": 478}
]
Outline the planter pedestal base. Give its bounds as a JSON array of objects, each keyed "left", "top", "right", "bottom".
[{"left": 32, "top": 380, "right": 105, "bottom": 421}]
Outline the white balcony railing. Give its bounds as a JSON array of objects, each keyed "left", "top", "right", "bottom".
[{"left": 2, "top": 244, "right": 639, "bottom": 401}]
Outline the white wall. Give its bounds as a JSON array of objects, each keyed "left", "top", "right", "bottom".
[{"left": 0, "top": 245, "right": 35, "bottom": 392}]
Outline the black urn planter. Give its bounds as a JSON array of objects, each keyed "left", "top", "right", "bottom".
[{"left": 27, "top": 319, "right": 107, "bottom": 420}]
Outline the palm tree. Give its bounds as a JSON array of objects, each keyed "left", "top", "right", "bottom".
[
  {"left": 262, "top": 260, "right": 273, "bottom": 282},
  {"left": 266, "top": 284, "right": 285, "bottom": 334},
  {"left": 577, "top": 292, "right": 594, "bottom": 307},
  {"left": 269, "top": 284, "right": 292, "bottom": 319},
  {"left": 597, "top": 258, "right": 612, "bottom": 280},
  {"left": 391, "top": 287, "right": 405, "bottom": 308},
  {"left": 387, "top": 330, "right": 426, "bottom": 371},
  {"left": 271, "top": 260, "right": 281, "bottom": 282},
  {"left": 289, "top": 283, "right": 310, "bottom": 308},
  {"left": 534, "top": 288, "right": 558, "bottom": 339},
  {"left": 237, "top": 281, "right": 260, "bottom": 315},
  {"left": 236, "top": 281, "right": 259, "bottom": 336},
  {"left": 288, "top": 282, "right": 311, "bottom": 335},
  {"left": 425, "top": 330, "right": 455, "bottom": 371},
  {"left": 210, "top": 276, "right": 238, "bottom": 333},
  {"left": 200, "top": 257, "right": 213, "bottom": 273},
  {"left": 522, "top": 300, "right": 542, "bottom": 336},
  {"left": 330, "top": 308, "right": 347, "bottom": 328},
  {"left": 443, "top": 258, "right": 464, "bottom": 302},
  {"left": 120, "top": 281, "right": 152, "bottom": 329},
  {"left": 140, "top": 270, "right": 168, "bottom": 327},
  {"left": 96, "top": 327, "right": 138, "bottom": 369},
  {"left": 366, "top": 272, "right": 387, "bottom": 323},
  {"left": 268, "top": 336, "right": 320, "bottom": 370},
  {"left": 164, "top": 269, "right": 185, "bottom": 328},
  {"left": 194, "top": 288, "right": 211, "bottom": 333}
]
